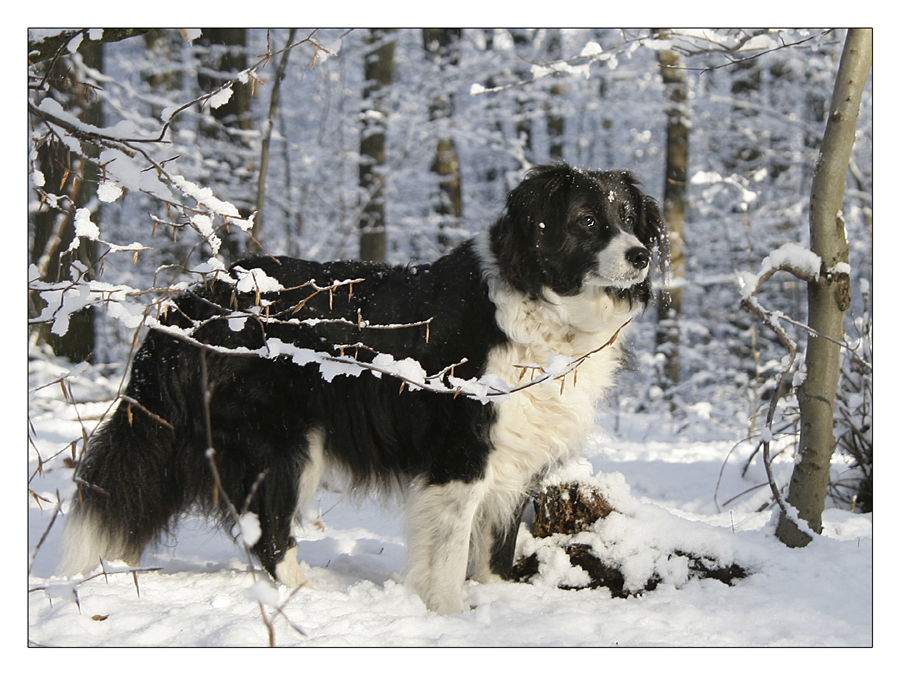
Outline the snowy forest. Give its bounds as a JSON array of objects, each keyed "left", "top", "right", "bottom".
[{"left": 28, "top": 29, "right": 873, "bottom": 648}]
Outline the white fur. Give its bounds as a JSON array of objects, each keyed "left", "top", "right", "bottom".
[
  {"left": 405, "top": 478, "right": 486, "bottom": 614},
  {"left": 57, "top": 509, "right": 139, "bottom": 577},
  {"left": 275, "top": 547, "right": 308, "bottom": 587},
  {"left": 466, "top": 245, "right": 643, "bottom": 581},
  {"left": 277, "top": 427, "right": 328, "bottom": 588},
  {"left": 297, "top": 428, "right": 327, "bottom": 517}
]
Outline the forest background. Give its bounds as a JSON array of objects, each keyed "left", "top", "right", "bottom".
[
  {"left": 25, "top": 26, "right": 876, "bottom": 648},
  {"left": 28, "top": 28, "right": 873, "bottom": 502}
]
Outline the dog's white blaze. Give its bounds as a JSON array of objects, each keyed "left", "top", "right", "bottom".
[{"left": 591, "top": 231, "right": 649, "bottom": 288}]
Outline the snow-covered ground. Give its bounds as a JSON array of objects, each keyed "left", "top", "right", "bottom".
[{"left": 27, "top": 355, "right": 872, "bottom": 648}]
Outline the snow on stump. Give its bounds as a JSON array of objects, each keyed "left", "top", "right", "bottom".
[{"left": 512, "top": 479, "right": 748, "bottom": 597}]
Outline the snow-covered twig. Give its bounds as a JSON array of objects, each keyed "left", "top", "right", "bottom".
[
  {"left": 740, "top": 294, "right": 799, "bottom": 521},
  {"left": 737, "top": 244, "right": 826, "bottom": 532},
  {"left": 29, "top": 563, "right": 164, "bottom": 619}
]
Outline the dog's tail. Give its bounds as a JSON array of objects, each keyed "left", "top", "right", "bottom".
[{"left": 57, "top": 332, "right": 197, "bottom": 578}]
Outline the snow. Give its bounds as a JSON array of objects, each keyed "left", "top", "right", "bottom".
[
  {"left": 24, "top": 27, "right": 876, "bottom": 654},
  {"left": 237, "top": 512, "right": 262, "bottom": 548},
  {"left": 233, "top": 266, "right": 285, "bottom": 295},
  {"left": 27, "top": 357, "right": 874, "bottom": 648},
  {"left": 759, "top": 242, "right": 821, "bottom": 280},
  {"left": 190, "top": 214, "right": 220, "bottom": 254},
  {"left": 208, "top": 86, "right": 234, "bottom": 110},
  {"left": 97, "top": 180, "right": 123, "bottom": 203},
  {"left": 739, "top": 242, "right": 822, "bottom": 300},
  {"left": 579, "top": 41, "right": 603, "bottom": 57},
  {"left": 169, "top": 174, "right": 242, "bottom": 219},
  {"left": 50, "top": 285, "right": 91, "bottom": 336},
  {"left": 72, "top": 207, "right": 100, "bottom": 242}
]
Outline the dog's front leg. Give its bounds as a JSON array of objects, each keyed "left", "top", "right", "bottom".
[{"left": 405, "top": 479, "right": 486, "bottom": 614}]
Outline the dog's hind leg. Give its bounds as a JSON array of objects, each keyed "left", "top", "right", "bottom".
[
  {"left": 232, "top": 428, "right": 327, "bottom": 588},
  {"left": 405, "top": 478, "right": 486, "bottom": 614},
  {"left": 226, "top": 456, "right": 303, "bottom": 585},
  {"left": 271, "top": 429, "right": 328, "bottom": 587},
  {"left": 271, "top": 428, "right": 326, "bottom": 587}
]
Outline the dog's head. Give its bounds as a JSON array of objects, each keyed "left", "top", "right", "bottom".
[{"left": 490, "top": 163, "right": 665, "bottom": 300}]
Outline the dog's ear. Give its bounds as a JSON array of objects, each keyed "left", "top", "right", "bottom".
[
  {"left": 492, "top": 163, "right": 572, "bottom": 298},
  {"left": 619, "top": 171, "right": 665, "bottom": 250},
  {"left": 637, "top": 193, "right": 665, "bottom": 250}
]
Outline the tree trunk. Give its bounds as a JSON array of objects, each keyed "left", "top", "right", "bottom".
[
  {"left": 514, "top": 481, "right": 747, "bottom": 595},
  {"left": 776, "top": 29, "right": 872, "bottom": 547},
  {"left": 423, "top": 29, "right": 464, "bottom": 252},
  {"left": 545, "top": 30, "right": 565, "bottom": 160},
  {"left": 196, "top": 28, "right": 252, "bottom": 263},
  {"left": 511, "top": 30, "right": 534, "bottom": 168},
  {"left": 250, "top": 28, "right": 298, "bottom": 252},
  {"left": 142, "top": 30, "right": 190, "bottom": 268},
  {"left": 655, "top": 40, "right": 689, "bottom": 388},
  {"left": 359, "top": 29, "right": 396, "bottom": 262},
  {"left": 29, "top": 41, "right": 101, "bottom": 363},
  {"left": 197, "top": 29, "right": 251, "bottom": 135}
]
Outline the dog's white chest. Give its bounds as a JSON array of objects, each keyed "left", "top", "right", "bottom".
[{"left": 482, "top": 283, "right": 638, "bottom": 490}]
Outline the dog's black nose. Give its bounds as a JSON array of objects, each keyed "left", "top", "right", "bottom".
[{"left": 626, "top": 246, "right": 650, "bottom": 270}]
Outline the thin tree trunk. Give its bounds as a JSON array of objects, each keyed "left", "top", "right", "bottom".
[
  {"left": 655, "top": 40, "right": 689, "bottom": 389},
  {"left": 250, "top": 28, "right": 298, "bottom": 252},
  {"left": 512, "top": 29, "right": 534, "bottom": 169},
  {"left": 196, "top": 28, "right": 251, "bottom": 262},
  {"left": 197, "top": 29, "right": 251, "bottom": 135},
  {"left": 545, "top": 30, "right": 565, "bottom": 160},
  {"left": 359, "top": 29, "right": 395, "bottom": 262},
  {"left": 423, "top": 29, "right": 463, "bottom": 252},
  {"left": 776, "top": 29, "right": 872, "bottom": 547}
]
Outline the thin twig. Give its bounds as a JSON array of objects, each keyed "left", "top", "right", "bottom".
[{"left": 28, "top": 491, "right": 62, "bottom": 575}]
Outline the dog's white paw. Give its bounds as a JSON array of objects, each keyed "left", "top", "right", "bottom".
[{"left": 275, "top": 548, "right": 308, "bottom": 587}]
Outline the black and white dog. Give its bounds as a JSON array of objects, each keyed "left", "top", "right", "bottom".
[{"left": 59, "top": 163, "right": 663, "bottom": 614}]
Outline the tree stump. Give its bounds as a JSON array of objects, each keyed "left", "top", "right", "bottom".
[
  {"left": 533, "top": 482, "right": 615, "bottom": 538},
  {"left": 512, "top": 481, "right": 747, "bottom": 597}
]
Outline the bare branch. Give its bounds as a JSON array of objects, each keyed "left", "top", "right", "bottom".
[
  {"left": 28, "top": 29, "right": 154, "bottom": 67},
  {"left": 28, "top": 491, "right": 62, "bottom": 575}
]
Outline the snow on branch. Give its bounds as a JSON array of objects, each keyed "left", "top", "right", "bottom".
[
  {"left": 148, "top": 279, "right": 633, "bottom": 405},
  {"left": 736, "top": 240, "right": 869, "bottom": 534},
  {"left": 29, "top": 30, "right": 332, "bottom": 264},
  {"left": 737, "top": 246, "right": 817, "bottom": 531}
]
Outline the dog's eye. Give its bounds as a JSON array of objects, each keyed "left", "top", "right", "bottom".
[
  {"left": 624, "top": 214, "right": 635, "bottom": 227},
  {"left": 578, "top": 215, "right": 596, "bottom": 228}
]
